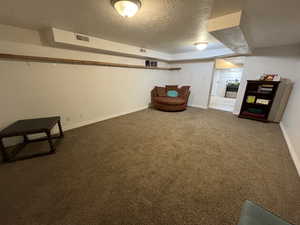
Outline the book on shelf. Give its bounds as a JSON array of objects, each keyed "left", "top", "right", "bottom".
[
  {"left": 260, "top": 90, "right": 272, "bottom": 93},
  {"left": 242, "top": 111, "right": 266, "bottom": 118},
  {"left": 246, "top": 96, "right": 256, "bottom": 103},
  {"left": 256, "top": 99, "right": 270, "bottom": 105},
  {"left": 247, "top": 108, "right": 265, "bottom": 115},
  {"left": 261, "top": 84, "right": 274, "bottom": 88},
  {"left": 259, "top": 74, "right": 280, "bottom": 81},
  {"left": 260, "top": 88, "right": 273, "bottom": 91},
  {"left": 258, "top": 86, "right": 273, "bottom": 93}
]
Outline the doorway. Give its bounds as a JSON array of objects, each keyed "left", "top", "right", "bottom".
[{"left": 209, "top": 57, "right": 245, "bottom": 112}]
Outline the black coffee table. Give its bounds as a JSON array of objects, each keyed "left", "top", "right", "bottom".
[{"left": 0, "top": 116, "right": 64, "bottom": 162}]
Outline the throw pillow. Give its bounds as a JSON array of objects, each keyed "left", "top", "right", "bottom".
[{"left": 167, "top": 90, "right": 179, "bottom": 97}]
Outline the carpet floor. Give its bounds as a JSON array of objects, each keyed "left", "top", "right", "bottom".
[{"left": 0, "top": 108, "right": 299, "bottom": 225}]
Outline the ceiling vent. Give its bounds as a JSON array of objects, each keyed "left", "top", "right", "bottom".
[{"left": 75, "top": 34, "right": 90, "bottom": 42}]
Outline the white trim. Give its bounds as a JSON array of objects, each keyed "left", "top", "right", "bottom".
[
  {"left": 3, "top": 106, "right": 149, "bottom": 147},
  {"left": 63, "top": 106, "right": 149, "bottom": 132},
  {"left": 208, "top": 105, "right": 234, "bottom": 112},
  {"left": 189, "top": 104, "right": 208, "bottom": 109},
  {"left": 280, "top": 122, "right": 300, "bottom": 176}
]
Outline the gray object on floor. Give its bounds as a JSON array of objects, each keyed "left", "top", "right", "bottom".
[{"left": 238, "top": 200, "right": 293, "bottom": 225}]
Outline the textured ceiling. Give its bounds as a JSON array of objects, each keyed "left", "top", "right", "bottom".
[
  {"left": 0, "top": 0, "right": 219, "bottom": 54},
  {"left": 241, "top": 0, "right": 300, "bottom": 48},
  {"left": 0, "top": 0, "right": 299, "bottom": 53},
  {"left": 212, "top": 0, "right": 300, "bottom": 49}
]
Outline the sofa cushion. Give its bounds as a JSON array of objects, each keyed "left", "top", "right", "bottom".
[
  {"left": 156, "top": 87, "right": 166, "bottom": 97},
  {"left": 167, "top": 90, "right": 179, "bottom": 97},
  {"left": 154, "top": 97, "right": 185, "bottom": 105}
]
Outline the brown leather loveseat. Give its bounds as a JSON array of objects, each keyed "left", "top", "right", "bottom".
[{"left": 151, "top": 85, "right": 191, "bottom": 111}]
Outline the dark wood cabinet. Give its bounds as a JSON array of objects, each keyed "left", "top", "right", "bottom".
[{"left": 239, "top": 80, "right": 280, "bottom": 122}]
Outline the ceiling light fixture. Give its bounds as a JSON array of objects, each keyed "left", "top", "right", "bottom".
[
  {"left": 112, "top": 0, "right": 141, "bottom": 18},
  {"left": 195, "top": 42, "right": 208, "bottom": 51}
]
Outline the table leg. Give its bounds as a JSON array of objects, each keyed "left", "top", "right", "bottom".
[
  {"left": 46, "top": 130, "right": 55, "bottom": 153},
  {"left": 58, "top": 120, "right": 64, "bottom": 138},
  {"left": 0, "top": 138, "right": 9, "bottom": 162}
]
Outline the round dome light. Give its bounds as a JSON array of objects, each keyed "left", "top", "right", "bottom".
[
  {"left": 195, "top": 42, "right": 209, "bottom": 51},
  {"left": 112, "top": 0, "right": 141, "bottom": 18}
]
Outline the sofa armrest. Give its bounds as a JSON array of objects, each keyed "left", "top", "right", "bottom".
[
  {"left": 151, "top": 87, "right": 158, "bottom": 99},
  {"left": 179, "top": 86, "right": 191, "bottom": 100}
]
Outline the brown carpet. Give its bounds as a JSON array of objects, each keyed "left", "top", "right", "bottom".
[{"left": 0, "top": 107, "right": 299, "bottom": 225}]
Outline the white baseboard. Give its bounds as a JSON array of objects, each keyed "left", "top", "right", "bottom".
[
  {"left": 208, "top": 106, "right": 233, "bottom": 112},
  {"left": 3, "top": 106, "right": 149, "bottom": 147},
  {"left": 280, "top": 123, "right": 300, "bottom": 176},
  {"left": 189, "top": 104, "right": 208, "bottom": 109},
  {"left": 63, "top": 105, "right": 149, "bottom": 132}
]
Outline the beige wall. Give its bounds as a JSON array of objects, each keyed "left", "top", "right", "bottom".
[
  {"left": 234, "top": 46, "right": 300, "bottom": 115},
  {"left": 170, "top": 46, "right": 300, "bottom": 175},
  {"left": 215, "top": 59, "right": 242, "bottom": 69},
  {"left": 0, "top": 25, "right": 171, "bottom": 146},
  {"left": 2, "top": 24, "right": 299, "bottom": 176},
  {"left": 169, "top": 62, "right": 215, "bottom": 108},
  {"left": 234, "top": 45, "right": 300, "bottom": 175},
  {"left": 0, "top": 24, "right": 42, "bottom": 45}
]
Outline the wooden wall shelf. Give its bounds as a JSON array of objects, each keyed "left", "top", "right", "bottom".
[{"left": 0, "top": 53, "right": 181, "bottom": 71}]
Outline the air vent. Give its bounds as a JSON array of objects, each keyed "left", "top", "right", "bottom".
[{"left": 75, "top": 34, "right": 90, "bottom": 42}]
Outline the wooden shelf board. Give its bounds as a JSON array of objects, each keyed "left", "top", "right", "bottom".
[
  {"left": 0, "top": 53, "right": 181, "bottom": 71},
  {"left": 239, "top": 114, "right": 268, "bottom": 122},
  {"left": 244, "top": 103, "right": 270, "bottom": 107},
  {"left": 247, "top": 80, "right": 280, "bottom": 84},
  {"left": 247, "top": 91, "right": 272, "bottom": 94}
]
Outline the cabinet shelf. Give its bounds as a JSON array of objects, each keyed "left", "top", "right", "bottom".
[
  {"left": 244, "top": 103, "right": 270, "bottom": 107},
  {"left": 239, "top": 80, "right": 280, "bottom": 122},
  {"left": 239, "top": 114, "right": 268, "bottom": 122},
  {"left": 247, "top": 91, "right": 272, "bottom": 95}
]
